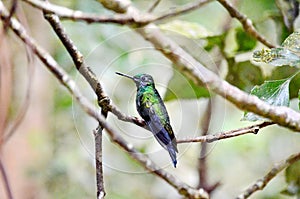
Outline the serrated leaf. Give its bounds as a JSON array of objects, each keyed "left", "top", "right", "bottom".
[
  {"left": 164, "top": 71, "right": 210, "bottom": 101},
  {"left": 159, "top": 20, "right": 213, "bottom": 39},
  {"left": 253, "top": 47, "right": 300, "bottom": 67},
  {"left": 226, "top": 60, "right": 264, "bottom": 92},
  {"left": 269, "top": 65, "right": 300, "bottom": 98},
  {"left": 282, "top": 31, "right": 300, "bottom": 53},
  {"left": 243, "top": 78, "right": 291, "bottom": 121},
  {"left": 253, "top": 31, "right": 300, "bottom": 67}
]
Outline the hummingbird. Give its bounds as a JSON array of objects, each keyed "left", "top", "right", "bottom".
[{"left": 116, "top": 72, "right": 178, "bottom": 167}]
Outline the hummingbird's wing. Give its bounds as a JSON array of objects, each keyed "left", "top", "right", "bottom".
[
  {"left": 138, "top": 91, "right": 178, "bottom": 167},
  {"left": 146, "top": 109, "right": 178, "bottom": 167}
]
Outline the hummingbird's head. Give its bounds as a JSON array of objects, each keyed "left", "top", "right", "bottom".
[
  {"left": 116, "top": 72, "right": 155, "bottom": 87},
  {"left": 133, "top": 73, "right": 154, "bottom": 87}
]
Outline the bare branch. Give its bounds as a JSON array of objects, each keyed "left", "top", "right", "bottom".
[
  {"left": 90, "top": 0, "right": 300, "bottom": 131},
  {"left": 94, "top": 127, "right": 105, "bottom": 198},
  {"left": 0, "top": 3, "right": 209, "bottom": 198},
  {"left": 137, "top": 23, "right": 300, "bottom": 131},
  {"left": 177, "top": 122, "right": 274, "bottom": 144},
  {"left": 216, "top": 0, "right": 275, "bottom": 48},
  {"left": 23, "top": 0, "right": 212, "bottom": 25},
  {"left": 236, "top": 152, "right": 300, "bottom": 199},
  {"left": 147, "top": 0, "right": 161, "bottom": 13},
  {"left": 42, "top": 10, "right": 146, "bottom": 127},
  {"left": 0, "top": 158, "right": 13, "bottom": 199},
  {"left": 22, "top": 0, "right": 138, "bottom": 24},
  {"left": 153, "top": 0, "right": 212, "bottom": 22}
]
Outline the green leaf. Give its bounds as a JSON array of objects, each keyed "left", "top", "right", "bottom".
[
  {"left": 253, "top": 31, "right": 300, "bottom": 67},
  {"left": 159, "top": 20, "right": 213, "bottom": 39},
  {"left": 226, "top": 60, "right": 264, "bottom": 92},
  {"left": 164, "top": 71, "right": 210, "bottom": 101},
  {"left": 282, "top": 31, "right": 300, "bottom": 53},
  {"left": 269, "top": 65, "right": 300, "bottom": 98},
  {"left": 243, "top": 78, "right": 291, "bottom": 121},
  {"left": 235, "top": 27, "right": 257, "bottom": 52},
  {"left": 253, "top": 47, "right": 300, "bottom": 66}
]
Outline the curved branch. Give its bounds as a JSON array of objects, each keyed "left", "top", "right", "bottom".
[
  {"left": 92, "top": 0, "right": 300, "bottom": 131},
  {"left": 0, "top": 158, "right": 13, "bottom": 199},
  {"left": 23, "top": 0, "right": 138, "bottom": 24},
  {"left": 23, "top": 0, "right": 212, "bottom": 25},
  {"left": 177, "top": 122, "right": 274, "bottom": 144},
  {"left": 42, "top": 11, "right": 146, "bottom": 129},
  {"left": 216, "top": 0, "right": 275, "bottom": 48},
  {"left": 153, "top": 0, "right": 212, "bottom": 22},
  {"left": 236, "top": 152, "right": 300, "bottom": 199},
  {"left": 0, "top": 3, "right": 209, "bottom": 198}
]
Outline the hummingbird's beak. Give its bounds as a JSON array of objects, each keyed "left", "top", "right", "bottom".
[{"left": 115, "top": 72, "right": 134, "bottom": 80}]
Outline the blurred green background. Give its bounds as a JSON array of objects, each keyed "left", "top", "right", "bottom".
[{"left": 1, "top": 0, "right": 300, "bottom": 199}]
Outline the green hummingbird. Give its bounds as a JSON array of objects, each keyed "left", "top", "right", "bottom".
[{"left": 116, "top": 72, "right": 178, "bottom": 167}]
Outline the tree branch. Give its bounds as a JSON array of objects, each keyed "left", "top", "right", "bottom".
[
  {"left": 137, "top": 23, "right": 300, "bottom": 131},
  {"left": 42, "top": 12, "right": 146, "bottom": 128},
  {"left": 43, "top": 10, "right": 109, "bottom": 198},
  {"left": 216, "top": 0, "right": 275, "bottom": 48},
  {"left": 177, "top": 122, "right": 274, "bottom": 144},
  {"left": 152, "top": 0, "right": 212, "bottom": 22},
  {"left": 22, "top": 0, "right": 138, "bottom": 24},
  {"left": 0, "top": 3, "right": 209, "bottom": 198},
  {"left": 0, "top": 158, "right": 13, "bottom": 199},
  {"left": 236, "top": 152, "right": 300, "bottom": 199},
  {"left": 22, "top": 0, "right": 212, "bottom": 25},
  {"left": 89, "top": 0, "right": 300, "bottom": 131}
]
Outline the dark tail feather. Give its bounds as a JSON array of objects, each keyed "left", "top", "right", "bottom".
[{"left": 167, "top": 145, "right": 177, "bottom": 168}]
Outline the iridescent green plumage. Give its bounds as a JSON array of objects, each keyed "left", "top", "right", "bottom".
[{"left": 116, "top": 72, "right": 178, "bottom": 167}]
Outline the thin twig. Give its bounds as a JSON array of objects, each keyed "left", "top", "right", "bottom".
[
  {"left": 197, "top": 99, "right": 220, "bottom": 193},
  {"left": 23, "top": 0, "right": 212, "bottom": 25},
  {"left": 147, "top": 0, "right": 161, "bottom": 13},
  {"left": 92, "top": 0, "right": 300, "bottom": 132},
  {"left": 0, "top": 158, "right": 13, "bottom": 199},
  {"left": 135, "top": 24, "right": 300, "bottom": 131},
  {"left": 153, "top": 0, "right": 212, "bottom": 22},
  {"left": 0, "top": 4, "right": 209, "bottom": 198},
  {"left": 198, "top": 99, "right": 212, "bottom": 190},
  {"left": 177, "top": 122, "right": 274, "bottom": 144},
  {"left": 42, "top": 9, "right": 108, "bottom": 198},
  {"left": 216, "top": 0, "right": 275, "bottom": 48},
  {"left": 42, "top": 12, "right": 146, "bottom": 129},
  {"left": 22, "top": 0, "right": 146, "bottom": 24},
  {"left": 236, "top": 152, "right": 300, "bottom": 199},
  {"left": 94, "top": 127, "right": 105, "bottom": 199}
]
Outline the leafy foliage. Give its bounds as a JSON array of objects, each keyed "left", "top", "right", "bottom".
[
  {"left": 253, "top": 31, "right": 300, "bottom": 67},
  {"left": 243, "top": 78, "right": 291, "bottom": 121},
  {"left": 245, "top": 30, "right": 300, "bottom": 122},
  {"left": 269, "top": 65, "right": 300, "bottom": 98}
]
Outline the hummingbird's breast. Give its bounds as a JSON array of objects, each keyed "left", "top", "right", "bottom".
[{"left": 135, "top": 85, "right": 169, "bottom": 124}]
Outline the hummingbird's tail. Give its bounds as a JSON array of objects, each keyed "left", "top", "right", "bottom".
[{"left": 167, "top": 145, "right": 177, "bottom": 168}]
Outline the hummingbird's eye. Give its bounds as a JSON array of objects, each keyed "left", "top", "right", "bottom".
[{"left": 141, "top": 76, "right": 147, "bottom": 81}]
